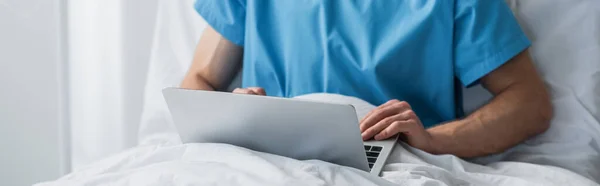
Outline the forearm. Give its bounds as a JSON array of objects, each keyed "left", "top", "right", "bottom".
[
  {"left": 427, "top": 82, "right": 552, "bottom": 158},
  {"left": 181, "top": 72, "right": 216, "bottom": 91}
]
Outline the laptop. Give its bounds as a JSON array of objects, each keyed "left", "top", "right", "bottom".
[{"left": 163, "top": 88, "right": 399, "bottom": 176}]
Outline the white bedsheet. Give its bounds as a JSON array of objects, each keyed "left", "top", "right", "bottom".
[
  {"left": 36, "top": 94, "right": 599, "bottom": 186},
  {"left": 33, "top": 142, "right": 597, "bottom": 186}
]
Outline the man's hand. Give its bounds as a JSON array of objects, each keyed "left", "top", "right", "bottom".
[
  {"left": 232, "top": 87, "right": 266, "bottom": 96},
  {"left": 359, "top": 100, "right": 433, "bottom": 151}
]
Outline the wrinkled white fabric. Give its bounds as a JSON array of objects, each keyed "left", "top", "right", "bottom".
[
  {"left": 37, "top": 94, "right": 599, "bottom": 186},
  {"left": 34, "top": 143, "right": 597, "bottom": 186}
]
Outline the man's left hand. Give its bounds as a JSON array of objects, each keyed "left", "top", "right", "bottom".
[{"left": 359, "top": 100, "right": 434, "bottom": 152}]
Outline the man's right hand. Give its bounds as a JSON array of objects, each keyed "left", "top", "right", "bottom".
[{"left": 232, "top": 87, "right": 266, "bottom": 96}]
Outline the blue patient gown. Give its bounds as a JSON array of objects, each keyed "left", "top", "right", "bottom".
[{"left": 195, "top": 0, "right": 530, "bottom": 127}]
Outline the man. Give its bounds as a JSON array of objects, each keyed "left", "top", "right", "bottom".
[{"left": 181, "top": 0, "right": 553, "bottom": 158}]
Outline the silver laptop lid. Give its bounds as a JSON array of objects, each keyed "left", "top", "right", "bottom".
[{"left": 163, "top": 88, "right": 370, "bottom": 171}]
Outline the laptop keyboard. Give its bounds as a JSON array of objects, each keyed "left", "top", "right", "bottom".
[{"left": 364, "top": 145, "right": 383, "bottom": 169}]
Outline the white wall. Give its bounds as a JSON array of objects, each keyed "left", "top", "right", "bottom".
[{"left": 0, "top": 0, "right": 65, "bottom": 185}]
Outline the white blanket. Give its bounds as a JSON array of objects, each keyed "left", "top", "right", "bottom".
[
  {"left": 36, "top": 94, "right": 599, "bottom": 186},
  {"left": 33, "top": 142, "right": 596, "bottom": 186}
]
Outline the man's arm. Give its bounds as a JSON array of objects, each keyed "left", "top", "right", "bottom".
[
  {"left": 181, "top": 26, "right": 244, "bottom": 91},
  {"left": 359, "top": 49, "right": 552, "bottom": 158},
  {"left": 427, "top": 49, "right": 553, "bottom": 157}
]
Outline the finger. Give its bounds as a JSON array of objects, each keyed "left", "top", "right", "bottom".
[
  {"left": 359, "top": 106, "right": 397, "bottom": 133},
  {"left": 233, "top": 88, "right": 257, "bottom": 95},
  {"left": 374, "top": 120, "right": 413, "bottom": 140},
  {"left": 232, "top": 88, "right": 243, "bottom": 94},
  {"left": 232, "top": 88, "right": 247, "bottom": 94},
  {"left": 359, "top": 100, "right": 399, "bottom": 124},
  {"left": 360, "top": 100, "right": 411, "bottom": 124},
  {"left": 397, "top": 110, "right": 417, "bottom": 121},
  {"left": 247, "top": 87, "right": 266, "bottom": 96},
  {"left": 361, "top": 115, "right": 397, "bottom": 140},
  {"left": 359, "top": 101, "right": 411, "bottom": 132}
]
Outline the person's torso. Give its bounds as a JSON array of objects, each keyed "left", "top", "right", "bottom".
[{"left": 241, "top": 0, "right": 461, "bottom": 127}]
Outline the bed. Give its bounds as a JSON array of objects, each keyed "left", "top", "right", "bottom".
[{"left": 36, "top": 0, "right": 600, "bottom": 185}]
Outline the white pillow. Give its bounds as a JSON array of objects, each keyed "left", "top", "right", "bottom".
[
  {"left": 513, "top": 0, "right": 600, "bottom": 117},
  {"left": 468, "top": 1, "right": 600, "bottom": 180},
  {"left": 503, "top": 0, "right": 600, "bottom": 146},
  {"left": 509, "top": 0, "right": 599, "bottom": 113},
  {"left": 464, "top": 0, "right": 600, "bottom": 116}
]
